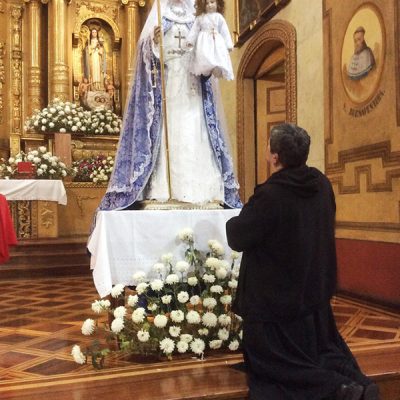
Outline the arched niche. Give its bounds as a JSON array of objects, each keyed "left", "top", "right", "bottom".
[{"left": 236, "top": 20, "right": 297, "bottom": 200}]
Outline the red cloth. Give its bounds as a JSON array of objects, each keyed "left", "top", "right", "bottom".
[{"left": 0, "top": 194, "right": 17, "bottom": 264}]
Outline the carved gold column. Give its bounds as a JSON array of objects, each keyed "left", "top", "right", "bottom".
[
  {"left": 47, "top": 0, "right": 70, "bottom": 100},
  {"left": 122, "top": 0, "right": 142, "bottom": 97},
  {"left": 9, "top": 6, "right": 23, "bottom": 155},
  {"left": 24, "top": 0, "right": 43, "bottom": 115}
]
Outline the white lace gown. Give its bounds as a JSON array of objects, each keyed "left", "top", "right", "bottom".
[
  {"left": 187, "top": 12, "right": 234, "bottom": 80},
  {"left": 143, "top": 21, "right": 224, "bottom": 204}
]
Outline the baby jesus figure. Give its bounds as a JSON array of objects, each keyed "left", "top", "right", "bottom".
[{"left": 186, "top": 0, "right": 234, "bottom": 80}]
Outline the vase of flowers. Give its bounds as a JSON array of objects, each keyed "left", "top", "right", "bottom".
[
  {"left": 71, "top": 155, "right": 114, "bottom": 183},
  {"left": 24, "top": 98, "right": 122, "bottom": 136},
  {"left": 72, "top": 228, "right": 242, "bottom": 368},
  {"left": 0, "top": 146, "right": 69, "bottom": 180}
]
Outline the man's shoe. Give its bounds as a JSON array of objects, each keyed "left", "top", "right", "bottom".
[
  {"left": 363, "top": 382, "right": 380, "bottom": 400},
  {"left": 336, "top": 383, "right": 364, "bottom": 400}
]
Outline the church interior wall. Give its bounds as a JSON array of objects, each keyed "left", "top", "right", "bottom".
[
  {"left": 0, "top": 0, "right": 8, "bottom": 160},
  {"left": 323, "top": 0, "right": 399, "bottom": 306}
]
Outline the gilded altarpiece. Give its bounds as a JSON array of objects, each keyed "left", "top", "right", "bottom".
[
  {"left": 0, "top": 0, "right": 146, "bottom": 238},
  {"left": 324, "top": 0, "right": 400, "bottom": 243}
]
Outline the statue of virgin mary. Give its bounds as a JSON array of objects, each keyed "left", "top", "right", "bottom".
[{"left": 98, "top": 0, "right": 242, "bottom": 211}]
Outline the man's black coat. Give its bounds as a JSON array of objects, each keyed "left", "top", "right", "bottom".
[{"left": 226, "top": 165, "right": 337, "bottom": 322}]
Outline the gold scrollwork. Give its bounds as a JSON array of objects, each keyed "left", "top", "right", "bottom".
[
  {"left": 0, "top": 42, "right": 5, "bottom": 124},
  {"left": 11, "top": 6, "right": 23, "bottom": 136},
  {"left": 16, "top": 200, "right": 32, "bottom": 239}
]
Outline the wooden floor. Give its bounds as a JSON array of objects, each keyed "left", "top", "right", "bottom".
[{"left": 0, "top": 276, "right": 399, "bottom": 399}]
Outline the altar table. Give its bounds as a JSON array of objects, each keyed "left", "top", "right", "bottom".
[
  {"left": 0, "top": 179, "right": 67, "bottom": 205},
  {"left": 0, "top": 180, "right": 67, "bottom": 239},
  {"left": 88, "top": 209, "right": 240, "bottom": 298}
]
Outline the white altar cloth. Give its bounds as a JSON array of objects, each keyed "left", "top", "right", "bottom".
[
  {"left": 0, "top": 180, "right": 67, "bottom": 205},
  {"left": 88, "top": 209, "right": 240, "bottom": 298}
]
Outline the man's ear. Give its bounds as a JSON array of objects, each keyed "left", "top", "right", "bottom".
[{"left": 270, "top": 152, "right": 279, "bottom": 167}]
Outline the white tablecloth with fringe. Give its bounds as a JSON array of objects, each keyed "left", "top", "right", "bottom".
[
  {"left": 88, "top": 209, "right": 240, "bottom": 298},
  {"left": 0, "top": 179, "right": 67, "bottom": 205}
]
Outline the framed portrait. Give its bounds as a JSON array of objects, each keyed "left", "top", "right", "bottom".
[
  {"left": 340, "top": 4, "right": 385, "bottom": 105},
  {"left": 234, "top": 0, "right": 291, "bottom": 45}
]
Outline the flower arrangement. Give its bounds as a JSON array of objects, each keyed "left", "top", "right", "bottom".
[
  {"left": 72, "top": 228, "right": 242, "bottom": 368},
  {"left": 71, "top": 155, "right": 114, "bottom": 183},
  {"left": 0, "top": 146, "right": 68, "bottom": 179},
  {"left": 24, "top": 98, "right": 121, "bottom": 136}
]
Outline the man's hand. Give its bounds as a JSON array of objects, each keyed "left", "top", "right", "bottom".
[{"left": 153, "top": 26, "right": 161, "bottom": 45}]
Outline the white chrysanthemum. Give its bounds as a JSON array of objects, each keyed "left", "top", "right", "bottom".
[
  {"left": 132, "top": 307, "right": 146, "bottom": 323},
  {"left": 101, "top": 299, "right": 111, "bottom": 309},
  {"left": 231, "top": 251, "right": 240, "bottom": 260},
  {"left": 198, "top": 328, "right": 209, "bottom": 336},
  {"left": 229, "top": 339, "right": 240, "bottom": 351},
  {"left": 91, "top": 300, "right": 103, "bottom": 314},
  {"left": 202, "top": 312, "right": 218, "bottom": 328},
  {"left": 136, "top": 282, "right": 148, "bottom": 295},
  {"left": 218, "top": 328, "right": 230, "bottom": 341},
  {"left": 186, "top": 310, "right": 201, "bottom": 324},
  {"left": 190, "top": 295, "right": 200, "bottom": 305},
  {"left": 113, "top": 306, "right": 127, "bottom": 319},
  {"left": 215, "top": 267, "right": 228, "bottom": 280},
  {"left": 160, "top": 337, "right": 175, "bottom": 355},
  {"left": 111, "top": 317, "right": 124, "bottom": 334},
  {"left": 165, "top": 274, "right": 179, "bottom": 284},
  {"left": 228, "top": 279, "right": 238, "bottom": 289},
  {"left": 210, "top": 285, "right": 224, "bottom": 294},
  {"left": 202, "top": 297, "right": 217, "bottom": 309},
  {"left": 178, "top": 228, "right": 194, "bottom": 243},
  {"left": 177, "top": 340, "right": 189, "bottom": 353},
  {"left": 180, "top": 334, "right": 193, "bottom": 343},
  {"left": 169, "top": 326, "right": 181, "bottom": 337},
  {"left": 132, "top": 271, "right": 147, "bottom": 284},
  {"left": 161, "top": 294, "right": 172, "bottom": 304},
  {"left": 174, "top": 260, "right": 189, "bottom": 273},
  {"left": 187, "top": 276, "right": 198, "bottom": 286},
  {"left": 150, "top": 279, "right": 164, "bottom": 292},
  {"left": 152, "top": 263, "right": 165, "bottom": 275},
  {"left": 209, "top": 339, "right": 223, "bottom": 350},
  {"left": 147, "top": 303, "right": 158, "bottom": 312},
  {"left": 218, "top": 314, "right": 231, "bottom": 326},
  {"left": 203, "top": 273, "right": 216, "bottom": 283},
  {"left": 208, "top": 240, "right": 225, "bottom": 256},
  {"left": 220, "top": 295, "right": 232, "bottom": 305},
  {"left": 190, "top": 338, "right": 205, "bottom": 355},
  {"left": 205, "top": 257, "right": 221, "bottom": 270},
  {"left": 71, "top": 345, "right": 85, "bottom": 364},
  {"left": 110, "top": 284, "right": 125, "bottom": 298},
  {"left": 161, "top": 253, "right": 173, "bottom": 263},
  {"left": 127, "top": 294, "right": 139, "bottom": 307},
  {"left": 177, "top": 291, "right": 189, "bottom": 303},
  {"left": 170, "top": 310, "right": 185, "bottom": 323},
  {"left": 154, "top": 314, "right": 168, "bottom": 328},
  {"left": 81, "top": 318, "right": 95, "bottom": 335},
  {"left": 239, "top": 330, "right": 243, "bottom": 340},
  {"left": 231, "top": 268, "right": 240, "bottom": 279},
  {"left": 137, "top": 330, "right": 150, "bottom": 342}
]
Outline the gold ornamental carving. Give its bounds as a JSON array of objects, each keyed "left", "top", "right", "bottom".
[
  {"left": 10, "top": 6, "right": 23, "bottom": 137},
  {"left": 0, "top": 42, "right": 5, "bottom": 124},
  {"left": 76, "top": 1, "right": 118, "bottom": 22}
]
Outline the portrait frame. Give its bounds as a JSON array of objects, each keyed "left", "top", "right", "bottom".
[
  {"left": 234, "top": 0, "right": 291, "bottom": 46},
  {"left": 340, "top": 3, "right": 386, "bottom": 106}
]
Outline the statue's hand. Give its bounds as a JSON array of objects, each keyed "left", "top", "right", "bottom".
[{"left": 153, "top": 26, "right": 161, "bottom": 45}]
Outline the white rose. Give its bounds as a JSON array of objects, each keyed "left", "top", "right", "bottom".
[
  {"left": 132, "top": 271, "right": 147, "bottom": 284},
  {"left": 186, "top": 310, "right": 201, "bottom": 324},
  {"left": 220, "top": 295, "right": 232, "bottom": 305},
  {"left": 110, "top": 283, "right": 124, "bottom": 298},
  {"left": 127, "top": 294, "right": 139, "bottom": 307},
  {"left": 190, "top": 295, "right": 200, "bottom": 305},
  {"left": 202, "top": 312, "right": 218, "bottom": 328},
  {"left": 229, "top": 339, "right": 240, "bottom": 351},
  {"left": 209, "top": 339, "right": 222, "bottom": 350},
  {"left": 180, "top": 334, "right": 193, "bottom": 343},
  {"left": 218, "top": 328, "right": 230, "bottom": 341},
  {"left": 113, "top": 306, "right": 127, "bottom": 319},
  {"left": 165, "top": 274, "right": 179, "bottom": 285},
  {"left": 177, "top": 341, "right": 189, "bottom": 353},
  {"left": 150, "top": 279, "right": 164, "bottom": 292},
  {"left": 174, "top": 261, "right": 189, "bottom": 273},
  {"left": 161, "top": 295, "right": 172, "bottom": 304},
  {"left": 210, "top": 285, "right": 224, "bottom": 294},
  {"left": 169, "top": 326, "right": 181, "bottom": 337},
  {"left": 135, "top": 282, "right": 148, "bottom": 295}
]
